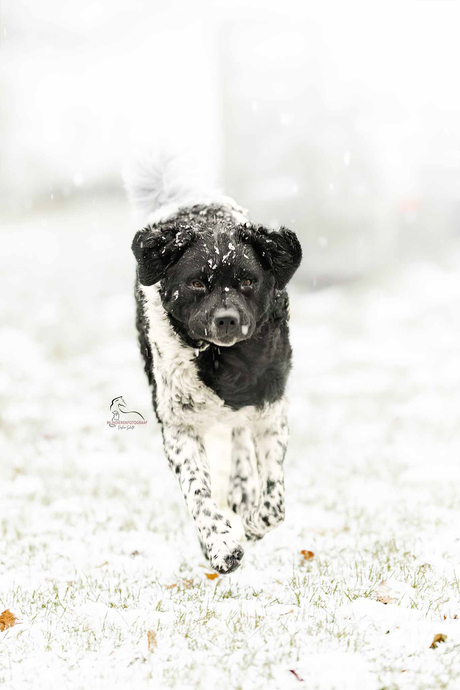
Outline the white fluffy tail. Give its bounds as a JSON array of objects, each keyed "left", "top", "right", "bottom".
[{"left": 124, "top": 148, "right": 214, "bottom": 225}]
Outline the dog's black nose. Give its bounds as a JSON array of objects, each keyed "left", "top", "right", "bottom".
[{"left": 214, "top": 309, "right": 240, "bottom": 336}]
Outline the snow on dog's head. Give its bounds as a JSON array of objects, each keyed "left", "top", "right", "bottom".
[{"left": 132, "top": 204, "right": 302, "bottom": 347}]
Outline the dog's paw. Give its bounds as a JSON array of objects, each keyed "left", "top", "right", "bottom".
[
  {"left": 243, "top": 520, "right": 267, "bottom": 541},
  {"left": 244, "top": 527, "right": 266, "bottom": 541},
  {"left": 209, "top": 537, "right": 244, "bottom": 574},
  {"left": 242, "top": 502, "right": 285, "bottom": 541}
]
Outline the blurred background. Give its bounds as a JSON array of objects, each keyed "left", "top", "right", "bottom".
[
  {"left": 1, "top": 0, "right": 459, "bottom": 453},
  {"left": 2, "top": 0, "right": 460, "bottom": 281},
  {"left": 1, "top": 8, "right": 460, "bottom": 686}
]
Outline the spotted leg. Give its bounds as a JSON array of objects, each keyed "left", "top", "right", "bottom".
[
  {"left": 162, "top": 424, "right": 244, "bottom": 573},
  {"left": 228, "top": 427, "right": 260, "bottom": 516},
  {"left": 241, "top": 402, "right": 289, "bottom": 541}
]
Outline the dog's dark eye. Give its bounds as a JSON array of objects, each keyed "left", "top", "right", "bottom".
[
  {"left": 191, "top": 280, "right": 206, "bottom": 289},
  {"left": 241, "top": 278, "right": 253, "bottom": 287}
]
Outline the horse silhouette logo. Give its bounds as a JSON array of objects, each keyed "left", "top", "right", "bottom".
[{"left": 108, "top": 396, "right": 146, "bottom": 428}]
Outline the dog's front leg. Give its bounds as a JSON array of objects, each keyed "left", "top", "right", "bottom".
[
  {"left": 241, "top": 403, "right": 289, "bottom": 541},
  {"left": 162, "top": 424, "right": 244, "bottom": 574},
  {"left": 228, "top": 427, "right": 259, "bottom": 516}
]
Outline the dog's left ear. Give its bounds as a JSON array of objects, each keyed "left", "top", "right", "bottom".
[
  {"left": 132, "top": 225, "right": 195, "bottom": 285},
  {"left": 239, "top": 225, "right": 302, "bottom": 289}
]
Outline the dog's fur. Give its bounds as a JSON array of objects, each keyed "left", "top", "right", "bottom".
[{"left": 126, "top": 153, "right": 302, "bottom": 573}]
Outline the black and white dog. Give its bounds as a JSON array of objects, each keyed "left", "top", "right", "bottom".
[{"left": 126, "top": 155, "right": 302, "bottom": 574}]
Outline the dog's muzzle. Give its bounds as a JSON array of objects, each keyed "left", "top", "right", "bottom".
[
  {"left": 206, "top": 308, "right": 250, "bottom": 346},
  {"left": 214, "top": 308, "right": 239, "bottom": 337}
]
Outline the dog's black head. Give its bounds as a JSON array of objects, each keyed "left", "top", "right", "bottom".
[{"left": 132, "top": 209, "right": 302, "bottom": 347}]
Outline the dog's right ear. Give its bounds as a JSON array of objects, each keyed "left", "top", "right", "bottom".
[
  {"left": 238, "top": 224, "right": 302, "bottom": 290},
  {"left": 131, "top": 225, "right": 195, "bottom": 285}
]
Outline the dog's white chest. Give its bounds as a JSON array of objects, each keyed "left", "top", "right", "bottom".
[{"left": 142, "top": 284, "right": 251, "bottom": 427}]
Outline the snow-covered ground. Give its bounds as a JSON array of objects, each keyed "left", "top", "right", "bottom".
[{"left": 1, "top": 196, "right": 460, "bottom": 689}]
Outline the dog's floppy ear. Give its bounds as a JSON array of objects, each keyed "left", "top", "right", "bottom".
[
  {"left": 132, "top": 225, "right": 195, "bottom": 285},
  {"left": 239, "top": 224, "right": 302, "bottom": 289}
]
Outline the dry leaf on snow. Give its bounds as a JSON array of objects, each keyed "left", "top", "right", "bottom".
[
  {"left": 374, "top": 580, "right": 395, "bottom": 604},
  {"left": 0, "top": 610, "right": 18, "bottom": 631},
  {"left": 147, "top": 630, "right": 157, "bottom": 651},
  {"left": 205, "top": 572, "right": 219, "bottom": 580},
  {"left": 300, "top": 550, "right": 314, "bottom": 561},
  {"left": 165, "top": 579, "right": 194, "bottom": 590},
  {"left": 374, "top": 579, "right": 413, "bottom": 605},
  {"left": 289, "top": 669, "right": 305, "bottom": 682},
  {"left": 430, "top": 633, "right": 447, "bottom": 649}
]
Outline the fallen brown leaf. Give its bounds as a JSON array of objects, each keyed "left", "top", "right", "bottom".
[
  {"left": 300, "top": 550, "right": 314, "bottom": 561},
  {"left": 205, "top": 572, "right": 219, "bottom": 580},
  {"left": 0, "top": 610, "right": 18, "bottom": 631},
  {"left": 430, "top": 633, "right": 447, "bottom": 649},
  {"left": 165, "top": 578, "right": 193, "bottom": 590},
  {"left": 289, "top": 669, "right": 305, "bottom": 682},
  {"left": 375, "top": 580, "right": 395, "bottom": 605},
  {"left": 147, "top": 630, "right": 157, "bottom": 651}
]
